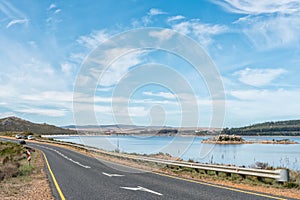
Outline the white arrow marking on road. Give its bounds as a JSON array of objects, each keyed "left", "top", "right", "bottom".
[
  {"left": 120, "top": 186, "right": 163, "bottom": 196},
  {"left": 102, "top": 172, "right": 124, "bottom": 177}
]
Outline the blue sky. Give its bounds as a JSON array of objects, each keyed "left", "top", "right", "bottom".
[{"left": 1, "top": 0, "right": 300, "bottom": 128}]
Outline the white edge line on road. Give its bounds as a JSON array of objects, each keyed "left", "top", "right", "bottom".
[{"left": 34, "top": 144, "right": 91, "bottom": 169}]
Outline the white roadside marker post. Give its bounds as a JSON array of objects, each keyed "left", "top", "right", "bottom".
[{"left": 26, "top": 149, "right": 31, "bottom": 166}]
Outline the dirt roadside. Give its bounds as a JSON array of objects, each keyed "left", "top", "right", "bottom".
[{"left": 0, "top": 146, "right": 54, "bottom": 200}]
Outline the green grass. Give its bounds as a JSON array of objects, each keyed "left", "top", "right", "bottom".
[
  {"left": 18, "top": 161, "right": 34, "bottom": 176},
  {"left": 0, "top": 141, "right": 35, "bottom": 181}
]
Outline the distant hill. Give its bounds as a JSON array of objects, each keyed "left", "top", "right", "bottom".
[
  {"left": 62, "top": 124, "right": 172, "bottom": 130},
  {"left": 0, "top": 117, "right": 77, "bottom": 135},
  {"left": 222, "top": 120, "right": 300, "bottom": 136}
]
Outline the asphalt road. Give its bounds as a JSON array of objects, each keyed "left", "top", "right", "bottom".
[{"left": 0, "top": 137, "right": 294, "bottom": 200}]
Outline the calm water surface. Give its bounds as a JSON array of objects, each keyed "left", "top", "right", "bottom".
[{"left": 50, "top": 135, "right": 300, "bottom": 170}]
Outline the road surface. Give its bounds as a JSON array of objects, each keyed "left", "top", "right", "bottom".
[{"left": 0, "top": 137, "right": 293, "bottom": 200}]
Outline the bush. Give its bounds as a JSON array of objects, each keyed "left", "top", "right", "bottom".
[
  {"left": 254, "top": 162, "right": 269, "bottom": 169},
  {"left": 0, "top": 162, "right": 20, "bottom": 180},
  {"left": 284, "top": 182, "right": 299, "bottom": 188}
]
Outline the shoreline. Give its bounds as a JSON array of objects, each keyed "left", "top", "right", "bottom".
[
  {"left": 43, "top": 134, "right": 300, "bottom": 138},
  {"left": 201, "top": 140, "right": 298, "bottom": 144}
]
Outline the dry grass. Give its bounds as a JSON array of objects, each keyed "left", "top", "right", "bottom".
[{"left": 0, "top": 142, "right": 54, "bottom": 200}]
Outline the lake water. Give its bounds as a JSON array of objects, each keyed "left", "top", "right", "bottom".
[{"left": 49, "top": 135, "right": 300, "bottom": 171}]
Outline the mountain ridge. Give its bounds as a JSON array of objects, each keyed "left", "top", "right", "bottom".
[{"left": 0, "top": 116, "right": 76, "bottom": 135}]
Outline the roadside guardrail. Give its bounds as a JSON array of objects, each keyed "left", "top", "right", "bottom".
[{"left": 36, "top": 138, "right": 290, "bottom": 182}]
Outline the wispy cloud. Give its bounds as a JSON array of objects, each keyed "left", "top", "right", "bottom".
[
  {"left": 54, "top": 9, "right": 61, "bottom": 14},
  {"left": 213, "top": 0, "right": 300, "bottom": 14},
  {"left": 171, "top": 19, "right": 227, "bottom": 47},
  {"left": 137, "top": 8, "right": 167, "bottom": 26},
  {"left": 234, "top": 68, "right": 286, "bottom": 87},
  {"left": 60, "top": 62, "right": 75, "bottom": 75},
  {"left": 227, "top": 89, "right": 300, "bottom": 124},
  {"left": 0, "top": 0, "right": 28, "bottom": 28},
  {"left": 214, "top": 0, "right": 300, "bottom": 49},
  {"left": 17, "top": 107, "right": 67, "bottom": 117},
  {"left": 0, "top": 0, "right": 26, "bottom": 19},
  {"left": 148, "top": 8, "right": 167, "bottom": 16},
  {"left": 46, "top": 3, "right": 63, "bottom": 31},
  {"left": 97, "top": 49, "right": 148, "bottom": 86},
  {"left": 60, "top": 30, "right": 111, "bottom": 77},
  {"left": 143, "top": 91, "right": 176, "bottom": 99},
  {"left": 20, "top": 91, "right": 74, "bottom": 103},
  {"left": 0, "top": 34, "right": 70, "bottom": 119},
  {"left": 77, "top": 30, "right": 110, "bottom": 50},
  {"left": 167, "top": 15, "right": 185, "bottom": 22},
  {"left": 48, "top": 3, "right": 57, "bottom": 10},
  {"left": 237, "top": 14, "right": 300, "bottom": 49},
  {"left": 6, "top": 18, "right": 28, "bottom": 28},
  {"left": 0, "top": 112, "right": 16, "bottom": 119},
  {"left": 149, "top": 29, "right": 175, "bottom": 41}
]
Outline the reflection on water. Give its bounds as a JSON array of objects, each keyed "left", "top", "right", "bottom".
[{"left": 50, "top": 135, "right": 300, "bottom": 170}]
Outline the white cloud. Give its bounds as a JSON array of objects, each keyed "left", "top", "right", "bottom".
[
  {"left": 143, "top": 91, "right": 176, "bottom": 99},
  {"left": 6, "top": 18, "right": 28, "bottom": 28},
  {"left": 54, "top": 9, "right": 61, "bottom": 14},
  {"left": 135, "top": 8, "right": 167, "bottom": 27},
  {"left": 20, "top": 91, "right": 74, "bottom": 103},
  {"left": 130, "top": 99, "right": 178, "bottom": 105},
  {"left": 214, "top": 1, "right": 300, "bottom": 49},
  {"left": 213, "top": 0, "right": 300, "bottom": 14},
  {"left": 17, "top": 108, "right": 66, "bottom": 117},
  {"left": 234, "top": 68, "right": 286, "bottom": 87},
  {"left": 77, "top": 30, "right": 110, "bottom": 50},
  {"left": 69, "top": 52, "right": 86, "bottom": 64},
  {"left": 0, "top": 112, "right": 16, "bottom": 119},
  {"left": 60, "top": 62, "right": 74, "bottom": 74},
  {"left": 237, "top": 14, "right": 300, "bottom": 49},
  {"left": 48, "top": 3, "right": 56, "bottom": 10},
  {"left": 0, "top": 0, "right": 26, "bottom": 19},
  {"left": 171, "top": 19, "right": 227, "bottom": 46},
  {"left": 97, "top": 50, "right": 147, "bottom": 86},
  {"left": 128, "top": 106, "right": 148, "bottom": 117},
  {"left": 148, "top": 8, "right": 167, "bottom": 16},
  {"left": 172, "top": 21, "right": 190, "bottom": 35},
  {"left": 149, "top": 29, "right": 175, "bottom": 41},
  {"left": 0, "top": 35, "right": 70, "bottom": 119},
  {"left": 227, "top": 89, "right": 300, "bottom": 123},
  {"left": 167, "top": 15, "right": 185, "bottom": 22},
  {"left": 97, "top": 87, "right": 113, "bottom": 92}
]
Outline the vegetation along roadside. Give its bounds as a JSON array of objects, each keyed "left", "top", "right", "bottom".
[{"left": 0, "top": 141, "right": 54, "bottom": 200}]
